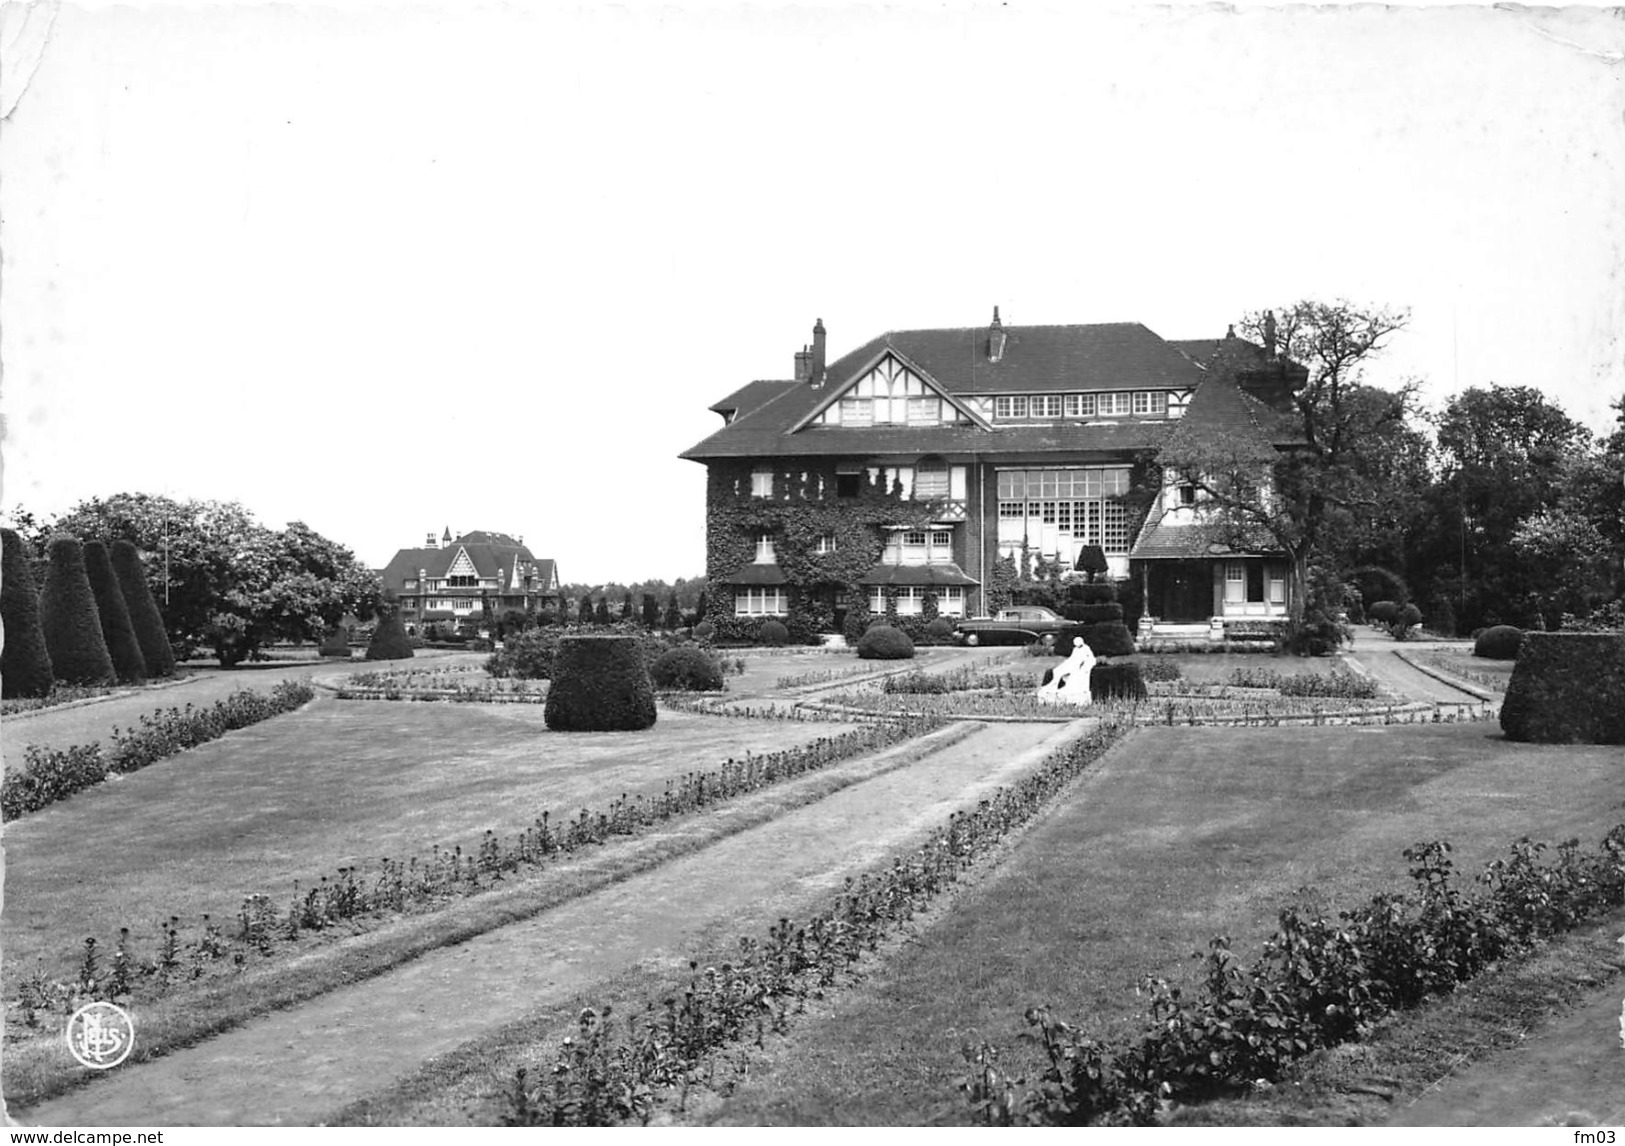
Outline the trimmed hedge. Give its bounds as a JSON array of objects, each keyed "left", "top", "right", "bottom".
[
  {"left": 319, "top": 628, "right": 353, "bottom": 657},
  {"left": 1474, "top": 625, "right": 1523, "bottom": 660},
  {"left": 487, "top": 628, "right": 557, "bottom": 679},
  {"left": 545, "top": 636, "right": 657, "bottom": 731},
  {"left": 1067, "top": 582, "right": 1118, "bottom": 605},
  {"left": 1368, "top": 600, "right": 1399, "bottom": 625},
  {"left": 1090, "top": 662, "right": 1146, "bottom": 701},
  {"left": 38, "top": 536, "right": 116, "bottom": 686},
  {"left": 759, "top": 618, "right": 789, "bottom": 647},
  {"left": 1081, "top": 621, "right": 1136, "bottom": 659},
  {"left": 83, "top": 540, "right": 147, "bottom": 684},
  {"left": 856, "top": 624, "right": 915, "bottom": 660},
  {"left": 925, "top": 617, "right": 955, "bottom": 641},
  {"left": 693, "top": 620, "right": 717, "bottom": 642},
  {"left": 1500, "top": 631, "right": 1625, "bottom": 744},
  {"left": 1062, "top": 602, "right": 1124, "bottom": 624},
  {"left": 1, "top": 528, "right": 54, "bottom": 699},
  {"left": 365, "top": 613, "right": 415, "bottom": 661},
  {"left": 649, "top": 645, "right": 725, "bottom": 691},
  {"left": 111, "top": 539, "right": 176, "bottom": 677}
]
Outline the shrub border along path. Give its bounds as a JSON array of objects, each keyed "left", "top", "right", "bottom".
[{"left": 15, "top": 718, "right": 1095, "bottom": 1125}]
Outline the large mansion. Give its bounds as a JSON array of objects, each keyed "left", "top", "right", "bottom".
[
  {"left": 379, "top": 529, "right": 561, "bottom": 633},
  {"left": 680, "top": 311, "right": 1306, "bottom": 639}
]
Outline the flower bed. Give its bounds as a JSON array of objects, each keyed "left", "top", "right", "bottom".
[
  {"left": 334, "top": 668, "right": 550, "bottom": 704},
  {"left": 1, "top": 682, "right": 316, "bottom": 820}
]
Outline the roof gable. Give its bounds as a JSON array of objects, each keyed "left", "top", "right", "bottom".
[{"left": 788, "top": 348, "right": 988, "bottom": 433}]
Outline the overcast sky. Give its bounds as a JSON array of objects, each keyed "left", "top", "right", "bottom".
[{"left": 3, "top": 1, "right": 1622, "bottom": 585}]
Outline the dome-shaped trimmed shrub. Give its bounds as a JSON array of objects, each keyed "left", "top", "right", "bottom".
[
  {"left": 1500, "top": 631, "right": 1625, "bottom": 744},
  {"left": 649, "top": 645, "right": 725, "bottom": 691},
  {"left": 1, "top": 528, "right": 54, "bottom": 698},
  {"left": 545, "top": 635, "right": 657, "bottom": 731},
  {"left": 39, "top": 536, "right": 116, "bottom": 686},
  {"left": 693, "top": 620, "right": 717, "bottom": 642},
  {"left": 1390, "top": 602, "right": 1422, "bottom": 639},
  {"left": 1090, "top": 662, "right": 1147, "bottom": 701},
  {"left": 110, "top": 539, "right": 176, "bottom": 677},
  {"left": 856, "top": 624, "right": 914, "bottom": 660},
  {"left": 1474, "top": 625, "right": 1523, "bottom": 660},
  {"left": 759, "top": 618, "right": 789, "bottom": 647},
  {"left": 83, "top": 540, "right": 147, "bottom": 684},
  {"left": 319, "top": 627, "right": 353, "bottom": 657},
  {"left": 924, "top": 617, "right": 954, "bottom": 642},
  {"left": 1368, "top": 600, "right": 1399, "bottom": 625},
  {"left": 365, "top": 613, "right": 415, "bottom": 660}
]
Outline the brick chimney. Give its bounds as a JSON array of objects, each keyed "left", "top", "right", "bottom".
[
  {"left": 794, "top": 344, "right": 812, "bottom": 382},
  {"left": 810, "top": 318, "right": 826, "bottom": 385},
  {"left": 1264, "top": 310, "right": 1278, "bottom": 358},
  {"left": 987, "top": 306, "right": 1007, "bottom": 363}
]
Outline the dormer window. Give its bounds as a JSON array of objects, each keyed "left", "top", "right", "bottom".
[
  {"left": 1133, "top": 391, "right": 1169, "bottom": 416},
  {"left": 994, "top": 395, "right": 1028, "bottom": 419},
  {"left": 1033, "top": 395, "right": 1063, "bottom": 418},
  {"left": 1097, "top": 392, "right": 1131, "bottom": 417},
  {"left": 1065, "top": 394, "right": 1096, "bottom": 418},
  {"left": 754, "top": 533, "right": 777, "bottom": 563}
]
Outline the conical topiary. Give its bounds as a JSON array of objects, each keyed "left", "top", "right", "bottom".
[
  {"left": 364, "top": 612, "right": 415, "bottom": 660},
  {"left": 39, "top": 535, "right": 117, "bottom": 686},
  {"left": 1, "top": 528, "right": 55, "bottom": 698},
  {"left": 83, "top": 540, "right": 148, "bottom": 684},
  {"left": 111, "top": 539, "right": 177, "bottom": 677},
  {"left": 320, "top": 627, "right": 353, "bottom": 657}
]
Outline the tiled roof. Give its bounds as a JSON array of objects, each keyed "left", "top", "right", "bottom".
[
  {"left": 681, "top": 321, "right": 1209, "bottom": 462},
  {"left": 708, "top": 380, "right": 796, "bottom": 420},
  {"left": 1130, "top": 521, "right": 1278, "bottom": 560},
  {"left": 716, "top": 562, "right": 788, "bottom": 586},
  {"left": 857, "top": 562, "right": 980, "bottom": 587},
  {"left": 1162, "top": 368, "right": 1301, "bottom": 452}
]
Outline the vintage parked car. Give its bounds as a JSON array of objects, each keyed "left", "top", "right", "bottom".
[{"left": 953, "top": 606, "right": 1069, "bottom": 647}]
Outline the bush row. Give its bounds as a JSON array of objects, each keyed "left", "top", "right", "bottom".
[
  {"left": 503, "top": 721, "right": 1129, "bottom": 1125},
  {"left": 963, "top": 829, "right": 1625, "bottom": 1126},
  {"left": 1225, "top": 665, "right": 1380, "bottom": 699},
  {"left": 26, "top": 715, "right": 951, "bottom": 1022},
  {"left": 1500, "top": 631, "right": 1625, "bottom": 744},
  {"left": 0, "top": 682, "right": 315, "bottom": 820}
]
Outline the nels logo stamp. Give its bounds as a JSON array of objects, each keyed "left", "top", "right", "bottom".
[{"left": 66, "top": 1001, "right": 136, "bottom": 1070}]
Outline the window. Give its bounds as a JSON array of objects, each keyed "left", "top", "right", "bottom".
[
  {"left": 815, "top": 532, "right": 837, "bottom": 554},
  {"left": 836, "top": 472, "right": 861, "bottom": 497},
  {"left": 1098, "top": 392, "right": 1131, "bottom": 416},
  {"left": 869, "top": 587, "right": 887, "bottom": 612},
  {"left": 735, "top": 587, "right": 787, "bottom": 616},
  {"left": 1268, "top": 566, "right": 1286, "bottom": 605},
  {"left": 839, "top": 398, "right": 873, "bottom": 427},
  {"left": 1133, "top": 390, "right": 1169, "bottom": 416},
  {"left": 907, "top": 397, "right": 942, "bottom": 425},
  {"left": 930, "top": 530, "right": 952, "bottom": 549},
  {"left": 754, "top": 533, "right": 776, "bottom": 563},
  {"left": 1225, "top": 562, "right": 1245, "bottom": 604},
  {"left": 1033, "top": 394, "right": 1063, "bottom": 418},
  {"left": 994, "top": 395, "right": 1029, "bottom": 419},
  {"left": 448, "top": 575, "right": 477, "bottom": 588},
  {"left": 1178, "top": 482, "right": 1197, "bottom": 506},
  {"left": 750, "top": 468, "right": 773, "bottom": 498},
  {"left": 915, "top": 458, "right": 950, "bottom": 499},
  {"left": 903, "top": 530, "right": 927, "bottom": 546},
  {"left": 1065, "top": 393, "right": 1097, "bottom": 418},
  {"left": 895, "top": 586, "right": 925, "bottom": 616},
  {"left": 938, "top": 586, "right": 965, "bottom": 617},
  {"left": 453, "top": 598, "right": 474, "bottom": 611}
]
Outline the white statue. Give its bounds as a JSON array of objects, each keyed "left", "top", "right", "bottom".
[{"left": 1036, "top": 637, "right": 1096, "bottom": 706}]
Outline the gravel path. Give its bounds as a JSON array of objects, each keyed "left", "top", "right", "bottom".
[
  {"left": 1346, "top": 641, "right": 1489, "bottom": 706},
  {"left": 16, "top": 718, "right": 1091, "bottom": 1127}
]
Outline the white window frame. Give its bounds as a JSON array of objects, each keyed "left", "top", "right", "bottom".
[
  {"left": 754, "top": 533, "right": 777, "bottom": 563},
  {"left": 750, "top": 468, "right": 773, "bottom": 498},
  {"left": 938, "top": 585, "right": 965, "bottom": 617},
  {"left": 734, "top": 587, "right": 787, "bottom": 616},
  {"left": 815, "top": 532, "right": 837, "bottom": 554},
  {"left": 895, "top": 586, "right": 925, "bottom": 616}
]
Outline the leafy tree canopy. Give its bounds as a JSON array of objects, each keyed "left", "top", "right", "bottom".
[{"left": 39, "top": 493, "right": 382, "bottom": 666}]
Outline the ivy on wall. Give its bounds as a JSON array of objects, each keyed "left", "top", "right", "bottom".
[{"left": 702, "top": 461, "right": 959, "bottom": 643}]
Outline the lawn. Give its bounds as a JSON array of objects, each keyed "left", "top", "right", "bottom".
[
  {"left": 1, "top": 693, "right": 858, "bottom": 982},
  {"left": 699, "top": 720, "right": 1625, "bottom": 1126}
]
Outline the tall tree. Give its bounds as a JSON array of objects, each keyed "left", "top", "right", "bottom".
[
  {"left": 111, "top": 539, "right": 177, "bottom": 676},
  {"left": 1, "top": 527, "right": 55, "bottom": 698},
  {"left": 1153, "top": 300, "right": 1414, "bottom": 638},
  {"left": 1431, "top": 384, "right": 1593, "bottom": 628},
  {"left": 641, "top": 592, "right": 660, "bottom": 628},
  {"left": 49, "top": 494, "right": 382, "bottom": 666},
  {"left": 39, "top": 536, "right": 117, "bottom": 685},
  {"left": 83, "top": 540, "right": 148, "bottom": 683}
]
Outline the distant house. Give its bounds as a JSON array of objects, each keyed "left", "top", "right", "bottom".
[
  {"left": 379, "top": 528, "right": 561, "bottom": 633},
  {"left": 679, "top": 311, "right": 1305, "bottom": 641}
]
